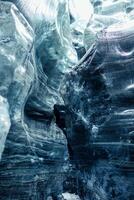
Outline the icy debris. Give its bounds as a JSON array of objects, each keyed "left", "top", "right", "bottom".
[{"left": 62, "top": 192, "right": 81, "bottom": 200}]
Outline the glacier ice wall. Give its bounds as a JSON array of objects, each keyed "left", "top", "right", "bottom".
[
  {"left": 0, "top": 0, "right": 134, "bottom": 200},
  {"left": 0, "top": 1, "right": 34, "bottom": 159},
  {"left": 0, "top": 1, "right": 71, "bottom": 199},
  {"left": 60, "top": 16, "right": 134, "bottom": 200}
]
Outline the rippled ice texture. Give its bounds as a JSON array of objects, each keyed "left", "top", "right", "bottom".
[{"left": 0, "top": 0, "right": 134, "bottom": 200}]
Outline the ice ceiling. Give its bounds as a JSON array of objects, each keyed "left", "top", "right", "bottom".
[{"left": 0, "top": 0, "right": 134, "bottom": 200}]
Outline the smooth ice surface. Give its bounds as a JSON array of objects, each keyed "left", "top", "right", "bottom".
[
  {"left": 69, "top": 0, "right": 93, "bottom": 59},
  {"left": 0, "top": 96, "right": 10, "bottom": 160}
]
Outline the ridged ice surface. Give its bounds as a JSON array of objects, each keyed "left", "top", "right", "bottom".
[
  {"left": 0, "top": 1, "right": 34, "bottom": 159},
  {"left": 84, "top": 0, "right": 134, "bottom": 50},
  {"left": 0, "top": 2, "right": 69, "bottom": 199},
  {"left": 0, "top": 0, "right": 134, "bottom": 200},
  {"left": 60, "top": 18, "right": 134, "bottom": 199}
]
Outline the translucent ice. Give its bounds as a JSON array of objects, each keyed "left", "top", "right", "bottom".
[
  {"left": 60, "top": 18, "right": 134, "bottom": 200},
  {"left": 0, "top": 0, "right": 134, "bottom": 199},
  {"left": 0, "top": 2, "right": 69, "bottom": 199},
  {"left": 3, "top": 0, "right": 78, "bottom": 114},
  {"left": 0, "top": 96, "right": 10, "bottom": 160},
  {"left": 0, "top": 1, "right": 34, "bottom": 159},
  {"left": 84, "top": 0, "right": 134, "bottom": 50},
  {"left": 69, "top": 0, "right": 93, "bottom": 58}
]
